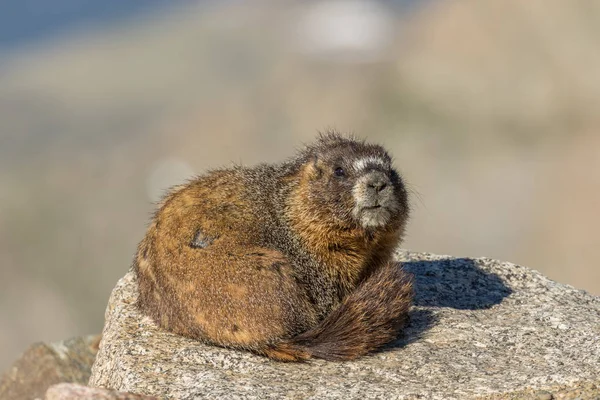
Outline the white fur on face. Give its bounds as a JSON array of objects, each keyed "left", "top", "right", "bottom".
[
  {"left": 359, "top": 207, "right": 392, "bottom": 228},
  {"left": 353, "top": 156, "right": 387, "bottom": 172}
]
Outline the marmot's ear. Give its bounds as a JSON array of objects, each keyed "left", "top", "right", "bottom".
[{"left": 305, "top": 155, "right": 323, "bottom": 180}]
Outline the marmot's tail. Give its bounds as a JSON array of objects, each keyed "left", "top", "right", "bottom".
[{"left": 264, "top": 264, "right": 414, "bottom": 362}]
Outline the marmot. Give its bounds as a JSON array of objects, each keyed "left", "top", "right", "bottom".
[{"left": 134, "top": 132, "right": 413, "bottom": 361}]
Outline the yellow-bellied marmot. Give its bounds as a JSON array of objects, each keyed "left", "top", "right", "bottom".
[{"left": 134, "top": 131, "right": 413, "bottom": 361}]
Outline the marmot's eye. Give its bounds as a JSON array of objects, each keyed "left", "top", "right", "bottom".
[{"left": 334, "top": 167, "right": 345, "bottom": 177}]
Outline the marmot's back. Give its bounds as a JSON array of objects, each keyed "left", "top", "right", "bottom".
[{"left": 134, "top": 132, "right": 413, "bottom": 361}]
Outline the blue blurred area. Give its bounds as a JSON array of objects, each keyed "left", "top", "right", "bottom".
[
  {"left": 0, "top": 0, "right": 424, "bottom": 50},
  {"left": 0, "top": 0, "right": 186, "bottom": 49}
]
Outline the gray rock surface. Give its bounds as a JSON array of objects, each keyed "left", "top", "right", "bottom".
[
  {"left": 0, "top": 335, "right": 100, "bottom": 400},
  {"left": 481, "top": 381, "right": 600, "bottom": 400},
  {"left": 89, "top": 251, "right": 600, "bottom": 399},
  {"left": 45, "top": 383, "right": 157, "bottom": 399}
]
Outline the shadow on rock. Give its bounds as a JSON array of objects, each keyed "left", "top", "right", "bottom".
[
  {"left": 403, "top": 258, "right": 513, "bottom": 310},
  {"left": 382, "top": 258, "right": 513, "bottom": 353},
  {"left": 381, "top": 308, "right": 439, "bottom": 354}
]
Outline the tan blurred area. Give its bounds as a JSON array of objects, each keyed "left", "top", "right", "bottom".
[{"left": 1, "top": 0, "right": 599, "bottom": 370}]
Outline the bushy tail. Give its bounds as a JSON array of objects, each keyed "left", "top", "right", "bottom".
[{"left": 264, "top": 263, "right": 414, "bottom": 361}]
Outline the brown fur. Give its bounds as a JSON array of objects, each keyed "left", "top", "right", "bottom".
[{"left": 134, "top": 131, "right": 413, "bottom": 361}]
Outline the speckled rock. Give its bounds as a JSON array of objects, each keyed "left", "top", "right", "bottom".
[
  {"left": 89, "top": 251, "right": 600, "bottom": 399},
  {"left": 481, "top": 380, "right": 600, "bottom": 399},
  {"left": 0, "top": 335, "right": 100, "bottom": 400},
  {"left": 45, "top": 383, "right": 157, "bottom": 399}
]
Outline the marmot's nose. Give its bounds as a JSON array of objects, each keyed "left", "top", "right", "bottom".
[
  {"left": 366, "top": 174, "right": 389, "bottom": 193},
  {"left": 369, "top": 181, "right": 387, "bottom": 192}
]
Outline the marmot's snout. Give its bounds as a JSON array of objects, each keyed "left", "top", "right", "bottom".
[
  {"left": 365, "top": 171, "right": 390, "bottom": 194},
  {"left": 352, "top": 170, "right": 400, "bottom": 229}
]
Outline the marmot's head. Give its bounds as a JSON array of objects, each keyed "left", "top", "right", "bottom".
[{"left": 293, "top": 132, "right": 409, "bottom": 233}]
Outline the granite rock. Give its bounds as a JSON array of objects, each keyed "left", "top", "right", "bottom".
[
  {"left": 481, "top": 381, "right": 600, "bottom": 400},
  {"left": 0, "top": 335, "right": 100, "bottom": 400},
  {"left": 45, "top": 383, "right": 158, "bottom": 400},
  {"left": 89, "top": 251, "right": 600, "bottom": 399}
]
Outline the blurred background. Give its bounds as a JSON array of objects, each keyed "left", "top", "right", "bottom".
[{"left": 1, "top": 0, "right": 599, "bottom": 371}]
